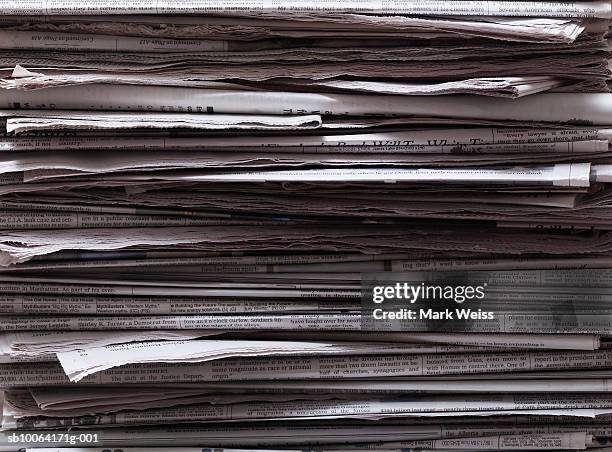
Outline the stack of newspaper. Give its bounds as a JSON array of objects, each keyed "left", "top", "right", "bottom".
[{"left": 1, "top": 1, "right": 612, "bottom": 451}]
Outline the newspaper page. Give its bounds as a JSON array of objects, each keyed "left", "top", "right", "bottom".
[
  {"left": 2, "top": 127, "right": 610, "bottom": 152},
  {"left": 12, "top": 433, "right": 591, "bottom": 449},
  {"left": 0, "top": 1, "right": 609, "bottom": 17},
  {"left": 58, "top": 339, "right": 592, "bottom": 382},
  {"left": 4, "top": 349, "right": 612, "bottom": 386},
  {"left": 2, "top": 88, "right": 612, "bottom": 124}
]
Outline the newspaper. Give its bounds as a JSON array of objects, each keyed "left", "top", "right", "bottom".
[
  {"left": 6, "top": 395, "right": 612, "bottom": 425},
  {"left": 0, "top": 1, "right": 609, "bottom": 17},
  {"left": 245, "top": 332, "right": 601, "bottom": 350},
  {"left": 1, "top": 127, "right": 611, "bottom": 152},
  {"left": 0, "top": 421, "right": 606, "bottom": 447},
  {"left": 3, "top": 87, "right": 612, "bottom": 124},
  {"left": 2, "top": 38, "right": 602, "bottom": 78},
  {"left": 0, "top": 152, "right": 594, "bottom": 180},
  {"left": 7, "top": 440, "right": 612, "bottom": 451},
  {"left": 55, "top": 339, "right": 606, "bottom": 382},
  {"left": 0, "top": 30, "right": 231, "bottom": 52},
  {"left": 0, "top": 153, "right": 591, "bottom": 178},
  {"left": 0, "top": 16, "right": 590, "bottom": 45},
  {"left": 58, "top": 339, "right": 492, "bottom": 382},
  {"left": 1, "top": 66, "right": 567, "bottom": 98},
  {"left": 7, "top": 434, "right": 592, "bottom": 450},
  {"left": 45, "top": 197, "right": 611, "bottom": 228},
  {"left": 302, "top": 433, "right": 591, "bottom": 450},
  {"left": 16, "top": 330, "right": 601, "bottom": 350},
  {"left": 2, "top": 389, "right": 353, "bottom": 419},
  {"left": 6, "top": 184, "right": 612, "bottom": 227},
  {"left": 3, "top": 221, "right": 610, "bottom": 266},
  {"left": 16, "top": 435, "right": 592, "bottom": 452},
  {"left": 4, "top": 349, "right": 612, "bottom": 387},
  {"left": 0, "top": 294, "right": 359, "bottom": 315},
  {"left": 10, "top": 254, "right": 612, "bottom": 273},
  {"left": 3, "top": 312, "right": 612, "bottom": 333},
  {"left": 4, "top": 112, "right": 323, "bottom": 133},
  {"left": 21, "top": 382, "right": 612, "bottom": 412},
  {"left": 159, "top": 164, "right": 592, "bottom": 185},
  {"left": 0, "top": 211, "right": 279, "bottom": 229},
  {"left": 110, "top": 378, "right": 612, "bottom": 394},
  {"left": 0, "top": 28, "right": 588, "bottom": 56},
  {"left": 257, "top": 78, "right": 568, "bottom": 98},
  {"left": 0, "top": 330, "right": 223, "bottom": 361}
]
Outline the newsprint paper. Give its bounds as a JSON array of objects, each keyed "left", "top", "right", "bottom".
[{"left": 1, "top": 2, "right": 612, "bottom": 452}]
